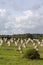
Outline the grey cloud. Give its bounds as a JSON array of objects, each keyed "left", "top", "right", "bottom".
[
  {"left": 0, "top": 0, "right": 43, "bottom": 34},
  {"left": 30, "top": 0, "right": 43, "bottom": 12}
]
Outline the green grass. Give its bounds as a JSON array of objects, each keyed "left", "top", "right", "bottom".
[{"left": 0, "top": 43, "right": 43, "bottom": 65}]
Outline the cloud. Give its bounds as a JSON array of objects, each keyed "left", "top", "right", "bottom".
[
  {"left": 0, "top": 9, "right": 6, "bottom": 17},
  {"left": 15, "top": 10, "right": 43, "bottom": 29},
  {"left": 15, "top": 10, "right": 33, "bottom": 22},
  {"left": 0, "top": 0, "right": 43, "bottom": 34},
  {"left": 32, "top": 0, "right": 43, "bottom": 10},
  {"left": 2, "top": 9, "right": 43, "bottom": 34}
]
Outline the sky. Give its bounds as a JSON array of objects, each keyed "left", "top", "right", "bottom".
[{"left": 0, "top": 0, "right": 43, "bottom": 35}]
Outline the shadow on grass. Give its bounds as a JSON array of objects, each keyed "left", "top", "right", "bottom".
[
  {"left": 0, "top": 57, "right": 4, "bottom": 59},
  {"left": 39, "top": 58, "right": 43, "bottom": 60},
  {"left": 32, "top": 58, "right": 43, "bottom": 60},
  {"left": 22, "top": 56, "right": 43, "bottom": 60}
]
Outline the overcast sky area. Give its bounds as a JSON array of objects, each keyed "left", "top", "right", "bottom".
[{"left": 0, "top": 0, "right": 43, "bottom": 35}]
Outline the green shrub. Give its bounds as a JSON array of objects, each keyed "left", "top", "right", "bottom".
[{"left": 24, "top": 49, "right": 40, "bottom": 59}]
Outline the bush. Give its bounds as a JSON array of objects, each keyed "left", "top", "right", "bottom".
[{"left": 24, "top": 49, "right": 40, "bottom": 59}]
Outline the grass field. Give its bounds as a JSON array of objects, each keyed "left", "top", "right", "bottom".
[{"left": 0, "top": 43, "right": 43, "bottom": 65}]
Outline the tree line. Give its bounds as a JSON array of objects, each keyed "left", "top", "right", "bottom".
[{"left": 0, "top": 33, "right": 43, "bottom": 40}]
